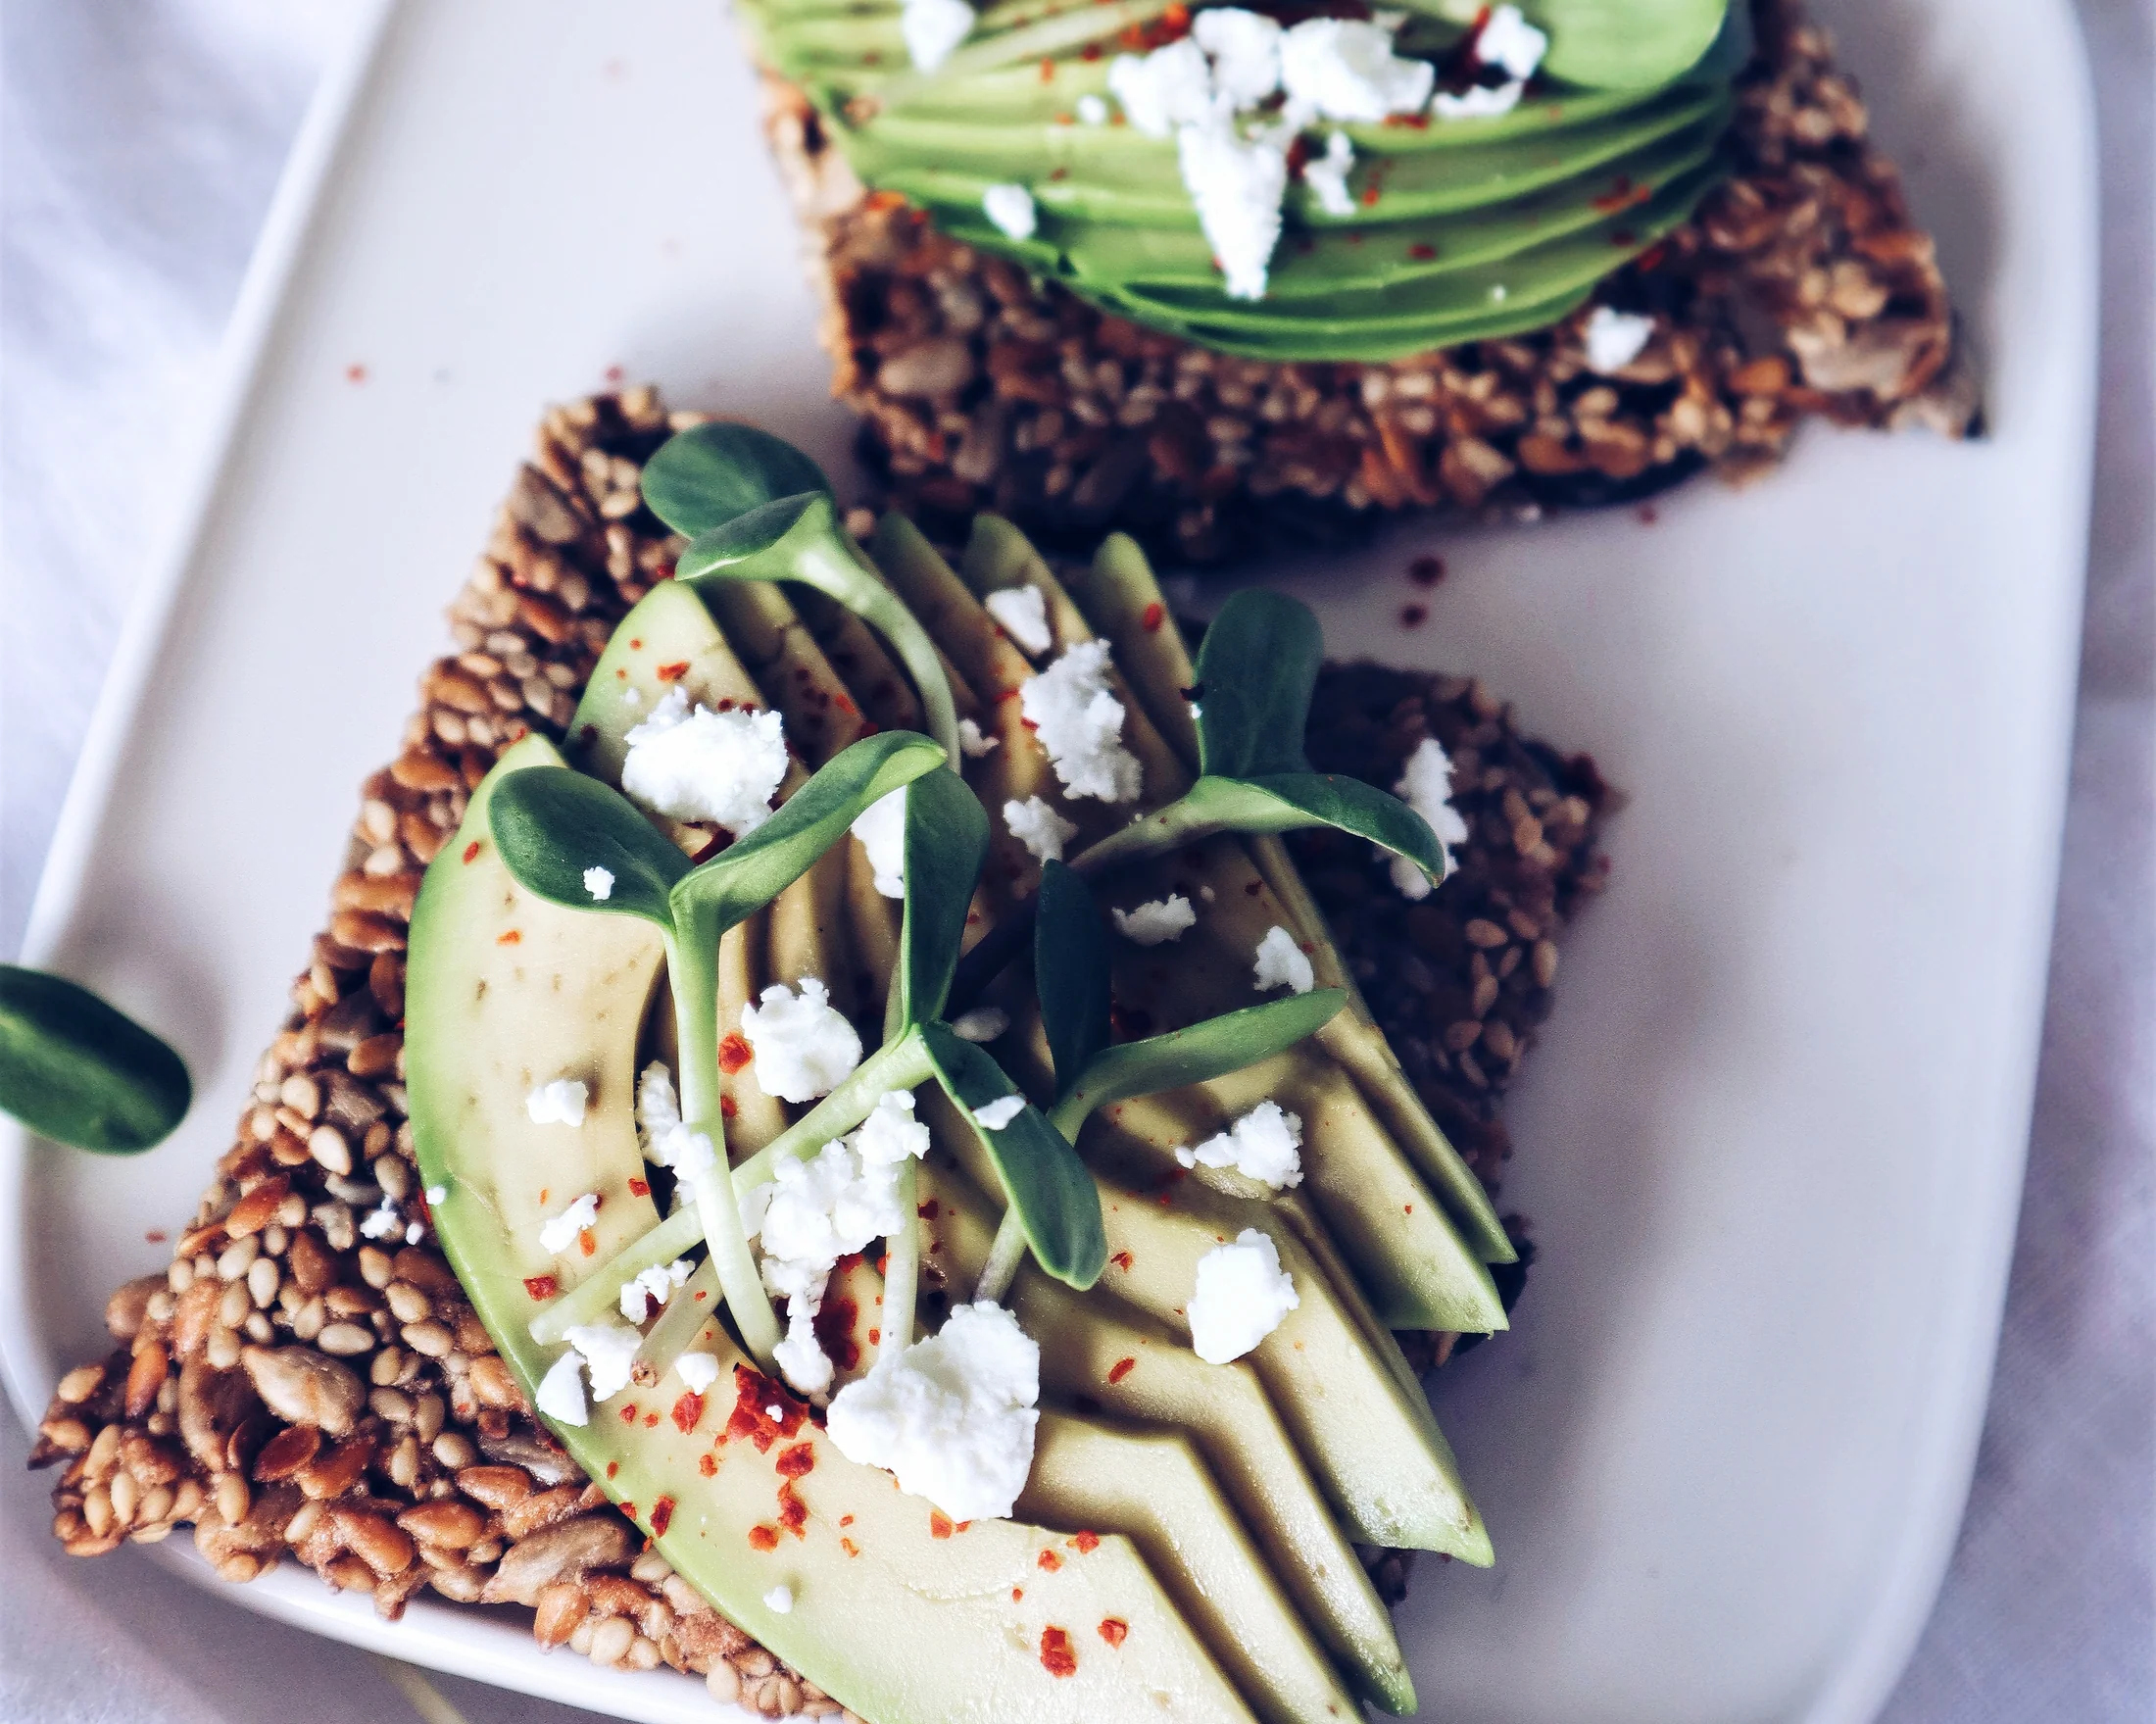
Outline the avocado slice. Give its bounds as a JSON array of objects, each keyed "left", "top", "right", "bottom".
[{"left": 407, "top": 738, "right": 1255, "bottom": 1724}]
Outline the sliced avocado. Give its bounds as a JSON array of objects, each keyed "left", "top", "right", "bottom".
[
  {"left": 1523, "top": 0, "right": 1732, "bottom": 91},
  {"left": 407, "top": 740, "right": 1254, "bottom": 1724}
]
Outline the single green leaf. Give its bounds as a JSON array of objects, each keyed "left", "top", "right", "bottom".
[
  {"left": 1194, "top": 589, "right": 1322, "bottom": 779},
  {"left": 1181, "top": 772, "right": 1448, "bottom": 891},
  {"left": 900, "top": 766, "right": 990, "bottom": 1027},
  {"left": 921, "top": 1023, "right": 1106, "bottom": 1289},
  {"left": 0, "top": 965, "right": 190, "bottom": 1154},
  {"left": 1055, "top": 991, "right": 1348, "bottom": 1130},
  {"left": 1034, "top": 862, "right": 1110, "bottom": 1101},
  {"left": 672, "top": 730, "right": 948, "bottom": 937},
  {"left": 488, "top": 767, "right": 689, "bottom": 927},
  {"left": 639, "top": 422, "right": 831, "bottom": 538}
]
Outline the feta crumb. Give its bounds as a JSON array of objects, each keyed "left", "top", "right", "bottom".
[
  {"left": 1188, "top": 1229, "right": 1299, "bottom": 1361},
  {"left": 583, "top": 865, "right": 614, "bottom": 902},
  {"left": 774, "top": 1291, "right": 835, "bottom": 1400},
  {"left": 1472, "top": 3, "right": 1547, "bottom": 80},
  {"left": 1113, "top": 893, "right": 1197, "bottom": 946},
  {"left": 982, "top": 182, "right": 1039, "bottom": 242},
  {"left": 1076, "top": 93, "right": 1108, "bottom": 124},
  {"left": 1200, "top": 883, "right": 1216, "bottom": 903},
  {"left": 1252, "top": 925, "right": 1315, "bottom": 994},
  {"left": 902, "top": 0, "right": 974, "bottom": 70},
  {"left": 1432, "top": 79, "right": 1525, "bottom": 119},
  {"left": 971, "top": 1095, "right": 1026, "bottom": 1131},
  {"left": 951, "top": 1006, "right": 1010, "bottom": 1043},
  {"left": 1004, "top": 795, "right": 1079, "bottom": 863},
  {"left": 1280, "top": 19, "right": 1434, "bottom": 123},
  {"left": 763, "top": 1585, "right": 795, "bottom": 1615},
  {"left": 636, "top": 1061, "right": 690, "bottom": 1165},
  {"left": 852, "top": 785, "right": 907, "bottom": 899},
  {"left": 360, "top": 1199, "right": 401, "bottom": 1241},
  {"left": 746, "top": 1094, "right": 927, "bottom": 1310},
  {"left": 621, "top": 686, "right": 642, "bottom": 707},
  {"left": 741, "top": 978, "right": 863, "bottom": 1104},
  {"left": 675, "top": 1351, "right": 721, "bottom": 1394},
  {"left": 1107, "top": 37, "right": 1215, "bottom": 136},
  {"left": 826, "top": 1301, "right": 1041, "bottom": 1521},
  {"left": 564, "top": 1319, "right": 643, "bottom": 1402},
  {"left": 620, "top": 686, "right": 788, "bottom": 835},
  {"left": 618, "top": 1257, "right": 695, "bottom": 1323},
  {"left": 405, "top": 1221, "right": 424, "bottom": 1245},
  {"left": 1584, "top": 305, "right": 1656, "bottom": 373},
  {"left": 854, "top": 1090, "right": 933, "bottom": 1168},
  {"left": 537, "top": 1192, "right": 601, "bottom": 1256},
  {"left": 424, "top": 1185, "right": 447, "bottom": 1206},
  {"left": 1020, "top": 640, "right": 1143, "bottom": 802},
  {"left": 1193, "top": 7, "right": 1284, "bottom": 106},
  {"left": 1388, "top": 736, "right": 1469, "bottom": 899},
  {"left": 525, "top": 1078, "right": 589, "bottom": 1128},
  {"left": 1176, "top": 117, "right": 1289, "bottom": 302},
  {"left": 957, "top": 717, "right": 1000, "bottom": 757},
  {"left": 1302, "top": 129, "right": 1356, "bottom": 218},
  {"left": 535, "top": 1351, "right": 589, "bottom": 1426},
  {"left": 984, "top": 584, "right": 1054, "bottom": 656},
  {"left": 1173, "top": 1100, "right": 1304, "bottom": 1189}
]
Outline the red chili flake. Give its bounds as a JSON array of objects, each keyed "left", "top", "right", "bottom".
[
  {"left": 722, "top": 1365, "right": 806, "bottom": 1452},
  {"left": 643, "top": 1411, "right": 661, "bottom": 1428},
  {"left": 1408, "top": 243, "right": 1438, "bottom": 262},
  {"left": 628, "top": 638, "right": 644, "bottom": 651},
  {"left": 1098, "top": 1617, "right": 1128, "bottom": 1647},
  {"left": 1409, "top": 555, "right": 1446, "bottom": 587},
  {"left": 144, "top": 1229, "right": 167, "bottom": 1245},
  {"left": 605, "top": 363, "right": 625, "bottom": 383},
  {"left": 656, "top": 661, "right": 691, "bottom": 682},
  {"left": 1404, "top": 1203, "right": 1414, "bottom": 1213},
  {"left": 522, "top": 1274, "right": 559, "bottom": 1301},
  {"left": 813, "top": 1293, "right": 861, "bottom": 1373},
  {"left": 868, "top": 1326, "right": 881, "bottom": 1346},
  {"left": 1073, "top": 1530, "right": 1100, "bottom": 1553},
  {"left": 618, "top": 1502, "right": 637, "bottom": 1520},
  {"left": 1361, "top": 183, "right": 1381, "bottom": 207},
  {"left": 1106, "top": 1357, "right": 1136, "bottom": 1385},
  {"left": 698, "top": 1453, "right": 717, "bottom": 1477},
  {"left": 778, "top": 1482, "right": 808, "bottom": 1536},
  {"left": 345, "top": 363, "right": 368, "bottom": 383},
  {"left": 720, "top": 1095, "right": 738, "bottom": 1118},
  {"left": 776, "top": 1443, "right": 816, "bottom": 1479},
  {"left": 462, "top": 841, "right": 482, "bottom": 863},
  {"left": 578, "top": 1228, "right": 597, "bottom": 1256},
  {"left": 930, "top": 1510, "right": 956, "bottom": 1540},
  {"left": 1109, "top": 1251, "right": 1133, "bottom": 1271},
  {"left": 1012, "top": 1586, "right": 1025, "bottom": 1601},
  {"left": 1141, "top": 601, "right": 1165, "bottom": 632},
  {"left": 842, "top": 1537, "right": 860, "bottom": 1557},
  {"left": 606, "top": 1460, "right": 619, "bottom": 1479},
  {"left": 1039, "top": 56, "right": 1055, "bottom": 80},
  {"left": 834, "top": 693, "right": 858, "bottom": 716},
  {"left": 1400, "top": 605, "right": 1429, "bottom": 628},
  {"left": 497, "top": 929, "right": 521, "bottom": 945},
  {"left": 1638, "top": 503, "right": 1660, "bottom": 525},
  {"left": 619, "top": 1404, "right": 640, "bottom": 1424},
  {"left": 1040, "top": 1628, "right": 1078, "bottom": 1678},
  {"left": 1037, "top": 1549, "right": 1062, "bottom": 1572},
  {"left": 917, "top": 1199, "right": 941, "bottom": 1221},
  {"left": 748, "top": 1524, "right": 779, "bottom": 1552},
  {"left": 650, "top": 1497, "right": 674, "bottom": 1537},
  {"left": 718, "top": 1033, "right": 754, "bottom": 1074},
  {"left": 628, "top": 1177, "right": 650, "bottom": 1198}
]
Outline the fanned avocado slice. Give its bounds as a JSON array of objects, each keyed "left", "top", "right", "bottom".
[{"left": 408, "top": 740, "right": 1255, "bottom": 1724}]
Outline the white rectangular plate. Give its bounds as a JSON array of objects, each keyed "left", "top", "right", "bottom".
[{"left": 0, "top": 1, "right": 2095, "bottom": 1721}]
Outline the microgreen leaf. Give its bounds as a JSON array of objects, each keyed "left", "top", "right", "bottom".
[
  {"left": 1053, "top": 990, "right": 1348, "bottom": 1134},
  {"left": 1033, "top": 862, "right": 1110, "bottom": 1102},
  {"left": 487, "top": 767, "right": 689, "bottom": 927},
  {"left": 639, "top": 422, "right": 831, "bottom": 538},
  {"left": 900, "top": 766, "right": 990, "bottom": 1027},
  {"left": 920, "top": 1023, "right": 1106, "bottom": 1289},
  {"left": 0, "top": 965, "right": 190, "bottom": 1155},
  {"left": 1180, "top": 773, "right": 1447, "bottom": 889},
  {"left": 1194, "top": 589, "right": 1322, "bottom": 779}
]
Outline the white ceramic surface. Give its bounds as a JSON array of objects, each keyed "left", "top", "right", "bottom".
[{"left": 0, "top": 0, "right": 2096, "bottom": 1720}]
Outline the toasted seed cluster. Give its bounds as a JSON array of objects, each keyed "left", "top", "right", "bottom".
[
  {"left": 762, "top": 0, "right": 1978, "bottom": 563},
  {"left": 31, "top": 387, "right": 1605, "bottom": 1712}
]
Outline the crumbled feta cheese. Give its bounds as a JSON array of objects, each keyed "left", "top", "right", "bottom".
[
  {"left": 1108, "top": 37, "right": 1216, "bottom": 137},
  {"left": 583, "top": 865, "right": 614, "bottom": 902},
  {"left": 773, "top": 1291, "right": 836, "bottom": 1400},
  {"left": 740, "top": 978, "right": 863, "bottom": 1104},
  {"left": 564, "top": 1319, "right": 643, "bottom": 1402},
  {"left": 1302, "top": 129, "right": 1356, "bottom": 218},
  {"left": 1431, "top": 79, "right": 1525, "bottom": 119},
  {"left": 1252, "top": 925, "right": 1315, "bottom": 994},
  {"left": 1004, "top": 795, "right": 1079, "bottom": 863},
  {"left": 535, "top": 1351, "right": 588, "bottom": 1427},
  {"left": 1388, "top": 735, "right": 1470, "bottom": 899},
  {"left": 1194, "top": 7, "right": 1283, "bottom": 105},
  {"left": 1584, "top": 305, "right": 1656, "bottom": 373},
  {"left": 525, "top": 1078, "right": 589, "bottom": 1128},
  {"left": 1021, "top": 640, "right": 1143, "bottom": 802},
  {"left": 424, "top": 1185, "right": 447, "bottom": 1206},
  {"left": 763, "top": 1585, "right": 795, "bottom": 1615},
  {"left": 405, "top": 1221, "right": 424, "bottom": 1245},
  {"left": 1112, "top": 893, "right": 1197, "bottom": 946},
  {"left": 1174, "top": 1100, "right": 1304, "bottom": 1189},
  {"left": 360, "top": 1199, "right": 402, "bottom": 1241},
  {"left": 621, "top": 686, "right": 641, "bottom": 707},
  {"left": 958, "top": 717, "right": 1000, "bottom": 757},
  {"left": 826, "top": 1301, "right": 1041, "bottom": 1521},
  {"left": 636, "top": 1061, "right": 688, "bottom": 1166},
  {"left": 675, "top": 1351, "right": 721, "bottom": 1394},
  {"left": 1280, "top": 19, "right": 1434, "bottom": 123},
  {"left": 620, "top": 686, "right": 788, "bottom": 835},
  {"left": 982, "top": 182, "right": 1039, "bottom": 242},
  {"left": 537, "top": 1192, "right": 601, "bottom": 1256},
  {"left": 1177, "top": 117, "right": 1289, "bottom": 302},
  {"left": 618, "top": 1257, "right": 695, "bottom": 1323},
  {"left": 971, "top": 1095, "right": 1026, "bottom": 1131},
  {"left": 902, "top": 0, "right": 974, "bottom": 70},
  {"left": 1188, "top": 1229, "right": 1299, "bottom": 1362},
  {"left": 951, "top": 1005, "right": 1010, "bottom": 1043},
  {"left": 1472, "top": 3, "right": 1547, "bottom": 79},
  {"left": 854, "top": 1089, "right": 934, "bottom": 1167},
  {"left": 852, "top": 786, "right": 908, "bottom": 899},
  {"left": 984, "top": 584, "right": 1054, "bottom": 656},
  {"left": 1076, "top": 93, "right": 1109, "bottom": 124},
  {"left": 744, "top": 1094, "right": 928, "bottom": 1314},
  {"left": 1200, "top": 883, "right": 1216, "bottom": 903}
]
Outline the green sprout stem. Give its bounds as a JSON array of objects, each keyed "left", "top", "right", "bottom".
[
  {"left": 973, "top": 1088, "right": 1090, "bottom": 1303},
  {"left": 527, "top": 1207, "right": 704, "bottom": 1345},
  {"left": 728, "top": 1030, "right": 938, "bottom": 1194},
  {"left": 880, "top": 1159, "right": 923, "bottom": 1362}
]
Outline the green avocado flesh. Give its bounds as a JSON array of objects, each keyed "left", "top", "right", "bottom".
[
  {"left": 738, "top": 0, "right": 1739, "bottom": 358},
  {"left": 406, "top": 517, "right": 1516, "bottom": 1720}
]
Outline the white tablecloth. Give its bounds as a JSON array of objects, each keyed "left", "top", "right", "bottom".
[{"left": 3, "top": 2, "right": 2147, "bottom": 1718}]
